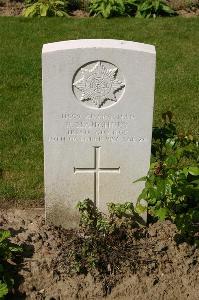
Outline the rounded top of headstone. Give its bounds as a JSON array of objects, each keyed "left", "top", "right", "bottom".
[{"left": 42, "top": 39, "right": 156, "bottom": 55}]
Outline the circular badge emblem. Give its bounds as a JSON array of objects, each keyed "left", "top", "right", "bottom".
[{"left": 72, "top": 61, "right": 125, "bottom": 109}]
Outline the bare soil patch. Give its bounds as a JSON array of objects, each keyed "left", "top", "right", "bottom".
[
  {"left": 1, "top": 208, "right": 199, "bottom": 300},
  {"left": 71, "top": 9, "right": 90, "bottom": 18},
  {"left": 0, "top": 0, "right": 24, "bottom": 16}
]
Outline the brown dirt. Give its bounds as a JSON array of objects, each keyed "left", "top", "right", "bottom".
[
  {"left": 71, "top": 9, "right": 90, "bottom": 18},
  {"left": 1, "top": 208, "right": 199, "bottom": 300},
  {"left": 0, "top": 0, "right": 24, "bottom": 16},
  {"left": 168, "top": 0, "right": 198, "bottom": 10},
  {"left": 177, "top": 7, "right": 199, "bottom": 16}
]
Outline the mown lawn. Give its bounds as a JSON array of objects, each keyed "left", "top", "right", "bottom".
[{"left": 0, "top": 17, "right": 198, "bottom": 206}]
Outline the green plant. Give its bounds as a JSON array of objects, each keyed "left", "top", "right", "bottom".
[
  {"left": 89, "top": 0, "right": 174, "bottom": 18},
  {"left": 136, "top": 112, "right": 199, "bottom": 243},
  {"left": 74, "top": 199, "right": 141, "bottom": 274},
  {"left": 89, "top": 0, "right": 137, "bottom": 18},
  {"left": 136, "top": 0, "right": 175, "bottom": 18},
  {"left": 0, "top": 230, "right": 22, "bottom": 299},
  {"left": 23, "top": 0, "right": 68, "bottom": 17}
]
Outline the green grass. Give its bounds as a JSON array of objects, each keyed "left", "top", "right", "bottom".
[{"left": 0, "top": 17, "right": 198, "bottom": 206}]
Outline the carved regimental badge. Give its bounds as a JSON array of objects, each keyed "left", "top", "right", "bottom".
[{"left": 73, "top": 61, "right": 125, "bottom": 109}]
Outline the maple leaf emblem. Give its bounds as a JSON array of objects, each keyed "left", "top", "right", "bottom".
[{"left": 73, "top": 62, "right": 125, "bottom": 108}]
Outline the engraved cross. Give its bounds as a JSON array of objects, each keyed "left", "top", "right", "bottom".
[{"left": 74, "top": 146, "right": 120, "bottom": 207}]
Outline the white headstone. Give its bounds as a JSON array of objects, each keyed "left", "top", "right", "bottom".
[{"left": 42, "top": 39, "right": 156, "bottom": 228}]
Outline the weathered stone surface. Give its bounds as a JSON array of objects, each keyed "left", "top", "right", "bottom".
[{"left": 42, "top": 39, "right": 156, "bottom": 228}]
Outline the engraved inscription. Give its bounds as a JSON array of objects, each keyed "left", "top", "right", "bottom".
[
  {"left": 74, "top": 146, "right": 120, "bottom": 207},
  {"left": 48, "top": 112, "right": 147, "bottom": 144},
  {"left": 73, "top": 61, "right": 125, "bottom": 109}
]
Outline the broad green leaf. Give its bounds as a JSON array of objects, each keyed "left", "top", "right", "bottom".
[
  {"left": 154, "top": 0, "right": 159, "bottom": 10},
  {"left": 22, "top": 4, "right": 38, "bottom": 17},
  {"left": 0, "top": 281, "right": 8, "bottom": 298},
  {"left": 155, "top": 207, "right": 169, "bottom": 221},
  {"left": 56, "top": 10, "right": 65, "bottom": 16},
  {"left": 165, "top": 138, "right": 176, "bottom": 148},
  {"left": 137, "top": 188, "right": 148, "bottom": 202},
  {"left": 55, "top": 0, "right": 65, "bottom": 4},
  {"left": 165, "top": 155, "right": 177, "bottom": 167},
  {"left": 133, "top": 176, "right": 147, "bottom": 183},
  {"left": 161, "top": 3, "right": 174, "bottom": 13},
  {"left": 104, "top": 3, "right": 111, "bottom": 17},
  {"left": 191, "top": 179, "right": 199, "bottom": 185},
  {"left": 188, "top": 167, "right": 199, "bottom": 176},
  {"left": 140, "top": 3, "right": 152, "bottom": 11},
  {"left": 182, "top": 167, "right": 189, "bottom": 176},
  {"left": 0, "top": 230, "right": 10, "bottom": 243},
  {"left": 40, "top": 4, "right": 49, "bottom": 16},
  {"left": 135, "top": 203, "right": 147, "bottom": 214}
]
